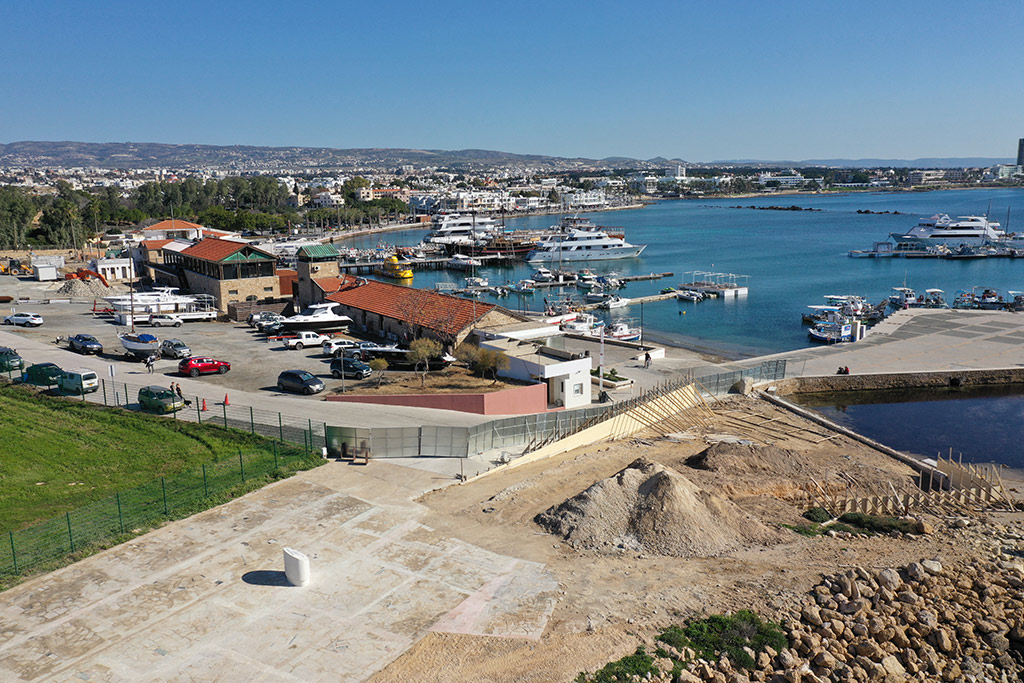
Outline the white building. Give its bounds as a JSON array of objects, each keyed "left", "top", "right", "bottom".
[
  {"left": 563, "top": 189, "right": 608, "bottom": 210},
  {"left": 758, "top": 172, "right": 811, "bottom": 187},
  {"left": 478, "top": 336, "right": 593, "bottom": 409},
  {"left": 89, "top": 257, "right": 136, "bottom": 282},
  {"left": 310, "top": 191, "right": 345, "bottom": 208}
]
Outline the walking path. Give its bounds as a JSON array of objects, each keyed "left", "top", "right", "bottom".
[{"left": 0, "top": 464, "right": 558, "bottom": 681}]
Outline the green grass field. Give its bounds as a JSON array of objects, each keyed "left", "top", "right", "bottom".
[{"left": 0, "top": 383, "right": 285, "bottom": 531}]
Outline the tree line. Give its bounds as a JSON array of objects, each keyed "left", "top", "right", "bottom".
[{"left": 0, "top": 175, "right": 409, "bottom": 249}]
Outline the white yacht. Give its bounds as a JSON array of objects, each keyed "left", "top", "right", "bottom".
[
  {"left": 425, "top": 213, "right": 501, "bottom": 245},
  {"left": 279, "top": 303, "right": 353, "bottom": 333},
  {"left": 889, "top": 214, "right": 1008, "bottom": 248},
  {"left": 526, "top": 226, "right": 646, "bottom": 262}
]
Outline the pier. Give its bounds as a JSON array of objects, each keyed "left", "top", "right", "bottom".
[
  {"left": 678, "top": 271, "right": 750, "bottom": 299},
  {"left": 531, "top": 271, "right": 674, "bottom": 289},
  {"left": 578, "top": 292, "right": 677, "bottom": 311}
]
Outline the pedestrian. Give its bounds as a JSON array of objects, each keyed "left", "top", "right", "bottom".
[
  {"left": 175, "top": 383, "right": 184, "bottom": 400},
  {"left": 145, "top": 354, "right": 155, "bottom": 373},
  {"left": 844, "top": 366, "right": 850, "bottom": 375},
  {"left": 643, "top": 351, "right": 652, "bottom": 368}
]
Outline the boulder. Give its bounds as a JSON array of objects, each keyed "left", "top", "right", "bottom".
[
  {"left": 876, "top": 569, "right": 902, "bottom": 592},
  {"left": 905, "top": 563, "right": 926, "bottom": 582},
  {"left": 921, "top": 559, "right": 942, "bottom": 575},
  {"left": 880, "top": 655, "right": 906, "bottom": 678}
]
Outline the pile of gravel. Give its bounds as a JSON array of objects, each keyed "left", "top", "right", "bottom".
[
  {"left": 534, "top": 458, "right": 779, "bottom": 557},
  {"left": 52, "top": 279, "right": 115, "bottom": 297}
]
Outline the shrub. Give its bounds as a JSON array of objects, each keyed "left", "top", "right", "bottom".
[
  {"left": 656, "top": 611, "right": 787, "bottom": 670},
  {"left": 838, "top": 512, "right": 917, "bottom": 535},
  {"left": 575, "top": 647, "right": 658, "bottom": 683},
  {"left": 803, "top": 507, "right": 832, "bottom": 524}
]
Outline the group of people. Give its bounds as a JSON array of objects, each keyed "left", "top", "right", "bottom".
[
  {"left": 836, "top": 366, "right": 851, "bottom": 375},
  {"left": 169, "top": 382, "right": 191, "bottom": 406}
]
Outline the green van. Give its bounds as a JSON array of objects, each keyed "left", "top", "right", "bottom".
[
  {"left": 24, "top": 362, "right": 63, "bottom": 386},
  {"left": 57, "top": 368, "right": 99, "bottom": 395}
]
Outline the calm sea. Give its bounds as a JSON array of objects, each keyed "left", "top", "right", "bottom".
[
  {"left": 345, "top": 188, "right": 1024, "bottom": 357},
  {"left": 792, "top": 386, "right": 1024, "bottom": 470}
]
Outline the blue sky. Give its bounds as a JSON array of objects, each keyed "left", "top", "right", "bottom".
[{"left": 2, "top": 1, "right": 1023, "bottom": 161}]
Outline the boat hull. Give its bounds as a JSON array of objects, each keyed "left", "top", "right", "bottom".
[{"left": 526, "top": 245, "right": 646, "bottom": 262}]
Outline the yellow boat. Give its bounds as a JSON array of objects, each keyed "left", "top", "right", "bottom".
[{"left": 374, "top": 255, "right": 413, "bottom": 280}]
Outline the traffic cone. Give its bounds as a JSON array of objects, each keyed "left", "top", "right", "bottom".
[
  {"left": 201, "top": 398, "right": 207, "bottom": 412},
  {"left": 224, "top": 393, "right": 230, "bottom": 406}
]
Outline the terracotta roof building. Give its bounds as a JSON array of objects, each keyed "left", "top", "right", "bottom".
[
  {"left": 323, "top": 275, "right": 522, "bottom": 347},
  {"left": 162, "top": 238, "right": 278, "bottom": 311}
]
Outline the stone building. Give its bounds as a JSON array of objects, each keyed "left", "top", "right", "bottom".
[
  {"left": 294, "top": 243, "right": 341, "bottom": 308},
  {"left": 162, "top": 238, "right": 279, "bottom": 311}
]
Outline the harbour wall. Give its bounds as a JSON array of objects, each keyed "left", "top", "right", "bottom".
[{"left": 768, "top": 367, "right": 1024, "bottom": 395}]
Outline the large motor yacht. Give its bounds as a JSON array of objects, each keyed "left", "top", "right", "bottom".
[
  {"left": 525, "top": 224, "right": 646, "bottom": 262},
  {"left": 424, "top": 213, "right": 501, "bottom": 246},
  {"left": 889, "top": 214, "right": 1008, "bottom": 248}
]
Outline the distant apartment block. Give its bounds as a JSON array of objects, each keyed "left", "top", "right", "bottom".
[{"left": 907, "top": 170, "right": 947, "bottom": 185}]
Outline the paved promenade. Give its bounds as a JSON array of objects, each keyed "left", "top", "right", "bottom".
[{"left": 0, "top": 463, "right": 557, "bottom": 681}]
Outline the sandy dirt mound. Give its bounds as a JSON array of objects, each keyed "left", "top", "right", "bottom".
[
  {"left": 51, "top": 278, "right": 118, "bottom": 297},
  {"left": 534, "top": 458, "right": 779, "bottom": 557},
  {"left": 684, "top": 442, "right": 807, "bottom": 477}
]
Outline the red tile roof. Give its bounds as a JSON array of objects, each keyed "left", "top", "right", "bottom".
[
  {"left": 180, "top": 237, "right": 273, "bottom": 262},
  {"left": 325, "top": 275, "right": 496, "bottom": 334},
  {"left": 141, "top": 239, "right": 173, "bottom": 249},
  {"left": 144, "top": 219, "right": 204, "bottom": 232},
  {"left": 313, "top": 276, "right": 348, "bottom": 294}
]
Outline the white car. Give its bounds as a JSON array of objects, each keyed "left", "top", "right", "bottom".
[
  {"left": 322, "top": 338, "right": 359, "bottom": 357},
  {"left": 3, "top": 312, "right": 44, "bottom": 327},
  {"left": 148, "top": 314, "right": 183, "bottom": 328}
]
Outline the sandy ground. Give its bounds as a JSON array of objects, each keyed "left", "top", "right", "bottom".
[{"left": 372, "top": 395, "right": 1009, "bottom": 682}]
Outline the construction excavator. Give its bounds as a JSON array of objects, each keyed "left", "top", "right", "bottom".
[{"left": 64, "top": 268, "right": 110, "bottom": 287}]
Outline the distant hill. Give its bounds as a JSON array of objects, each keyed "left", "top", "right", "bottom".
[
  {"left": 0, "top": 141, "right": 669, "bottom": 172},
  {"left": 711, "top": 157, "right": 1016, "bottom": 168}
]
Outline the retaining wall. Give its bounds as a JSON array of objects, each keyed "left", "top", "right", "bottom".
[{"left": 324, "top": 381, "right": 552, "bottom": 415}]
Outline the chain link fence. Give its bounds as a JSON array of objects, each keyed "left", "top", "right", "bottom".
[{"left": 0, "top": 441, "right": 317, "bottom": 579}]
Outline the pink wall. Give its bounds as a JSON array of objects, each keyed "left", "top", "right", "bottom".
[{"left": 324, "top": 382, "right": 555, "bottom": 415}]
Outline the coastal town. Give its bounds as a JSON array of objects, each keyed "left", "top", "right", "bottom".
[{"left": 3, "top": 3, "right": 1024, "bottom": 682}]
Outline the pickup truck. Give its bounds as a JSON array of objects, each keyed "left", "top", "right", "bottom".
[{"left": 282, "top": 330, "right": 330, "bottom": 350}]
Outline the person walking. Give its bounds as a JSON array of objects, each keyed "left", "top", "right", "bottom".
[
  {"left": 643, "top": 351, "right": 652, "bottom": 369},
  {"left": 145, "top": 354, "right": 155, "bottom": 373}
]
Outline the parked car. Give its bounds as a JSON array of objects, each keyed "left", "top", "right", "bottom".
[
  {"left": 276, "top": 370, "right": 325, "bottom": 395},
  {"left": 159, "top": 338, "right": 191, "bottom": 358},
  {"left": 68, "top": 333, "right": 103, "bottom": 355},
  {"left": 57, "top": 368, "right": 99, "bottom": 394},
  {"left": 322, "top": 338, "right": 359, "bottom": 357},
  {"left": 261, "top": 321, "right": 284, "bottom": 336},
  {"left": 0, "top": 346, "right": 24, "bottom": 373},
  {"left": 148, "top": 314, "right": 183, "bottom": 328},
  {"left": 178, "top": 356, "right": 230, "bottom": 377},
  {"left": 138, "top": 385, "right": 185, "bottom": 413},
  {"left": 248, "top": 311, "right": 281, "bottom": 327},
  {"left": 282, "top": 331, "right": 330, "bottom": 350},
  {"left": 24, "top": 362, "right": 63, "bottom": 385},
  {"left": 329, "top": 356, "right": 372, "bottom": 379},
  {"left": 3, "top": 312, "right": 44, "bottom": 327}
]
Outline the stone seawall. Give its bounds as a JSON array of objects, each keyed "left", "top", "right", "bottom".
[{"left": 771, "top": 368, "right": 1024, "bottom": 396}]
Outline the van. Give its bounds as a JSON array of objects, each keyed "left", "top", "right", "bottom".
[{"left": 57, "top": 368, "right": 99, "bottom": 395}]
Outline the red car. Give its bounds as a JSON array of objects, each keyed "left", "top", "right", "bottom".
[{"left": 178, "top": 356, "right": 230, "bottom": 377}]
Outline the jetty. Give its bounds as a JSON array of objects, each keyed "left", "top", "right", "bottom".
[{"left": 531, "top": 271, "right": 674, "bottom": 290}]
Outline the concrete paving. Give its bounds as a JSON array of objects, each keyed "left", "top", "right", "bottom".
[
  {"left": 726, "top": 309, "right": 1024, "bottom": 378},
  {"left": 0, "top": 462, "right": 558, "bottom": 681}
]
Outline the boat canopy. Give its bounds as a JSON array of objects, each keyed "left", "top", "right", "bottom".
[
  {"left": 925, "top": 288, "right": 945, "bottom": 294},
  {"left": 891, "top": 287, "right": 914, "bottom": 293},
  {"left": 807, "top": 305, "right": 841, "bottom": 311}
]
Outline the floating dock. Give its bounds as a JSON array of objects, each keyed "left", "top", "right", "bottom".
[{"left": 678, "top": 271, "right": 750, "bottom": 299}]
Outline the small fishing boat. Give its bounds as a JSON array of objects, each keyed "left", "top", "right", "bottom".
[
  {"left": 604, "top": 321, "right": 641, "bottom": 341},
  {"left": 118, "top": 332, "right": 159, "bottom": 358},
  {"left": 510, "top": 279, "right": 536, "bottom": 294},
  {"left": 921, "top": 288, "right": 949, "bottom": 308},
  {"left": 445, "top": 254, "right": 483, "bottom": 270},
  {"left": 576, "top": 271, "right": 598, "bottom": 289},
  {"left": 676, "top": 290, "right": 704, "bottom": 302},
  {"left": 560, "top": 314, "right": 606, "bottom": 334},
  {"left": 601, "top": 295, "right": 629, "bottom": 310},
  {"left": 584, "top": 287, "right": 608, "bottom": 304},
  {"left": 888, "top": 286, "right": 920, "bottom": 309},
  {"left": 464, "top": 276, "right": 488, "bottom": 288},
  {"left": 531, "top": 267, "right": 556, "bottom": 282},
  {"left": 807, "top": 321, "right": 852, "bottom": 344}
]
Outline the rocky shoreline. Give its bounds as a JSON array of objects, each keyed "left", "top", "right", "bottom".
[{"left": 582, "top": 519, "right": 1024, "bottom": 683}]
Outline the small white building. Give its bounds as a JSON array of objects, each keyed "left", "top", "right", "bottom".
[
  {"left": 33, "top": 264, "right": 60, "bottom": 281},
  {"left": 89, "top": 257, "right": 136, "bottom": 282},
  {"left": 479, "top": 336, "right": 593, "bottom": 409}
]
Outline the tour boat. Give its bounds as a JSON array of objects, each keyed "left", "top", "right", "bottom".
[
  {"left": 889, "top": 214, "right": 1013, "bottom": 248},
  {"left": 373, "top": 256, "right": 413, "bottom": 280},
  {"left": 425, "top": 213, "right": 501, "bottom": 245},
  {"left": 526, "top": 224, "right": 646, "bottom": 262}
]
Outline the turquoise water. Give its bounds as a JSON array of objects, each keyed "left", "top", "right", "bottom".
[
  {"left": 346, "top": 188, "right": 1024, "bottom": 357},
  {"left": 793, "top": 386, "right": 1024, "bottom": 469}
]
